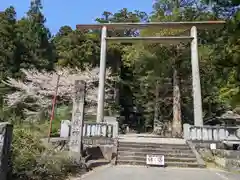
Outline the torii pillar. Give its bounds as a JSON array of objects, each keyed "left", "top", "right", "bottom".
[
  {"left": 96, "top": 26, "right": 107, "bottom": 123},
  {"left": 191, "top": 26, "right": 203, "bottom": 126}
]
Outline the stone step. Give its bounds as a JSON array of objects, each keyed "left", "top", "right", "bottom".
[
  {"left": 118, "top": 147, "right": 193, "bottom": 153},
  {"left": 118, "top": 143, "right": 190, "bottom": 150},
  {"left": 116, "top": 160, "right": 202, "bottom": 168},
  {"left": 117, "top": 155, "right": 197, "bottom": 163},
  {"left": 118, "top": 142, "right": 189, "bottom": 149},
  {"left": 118, "top": 137, "right": 186, "bottom": 145},
  {"left": 118, "top": 151, "right": 196, "bottom": 158},
  {"left": 118, "top": 144, "right": 191, "bottom": 151}
]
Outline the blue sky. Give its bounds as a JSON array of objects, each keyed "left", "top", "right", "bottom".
[{"left": 1, "top": 0, "right": 153, "bottom": 34}]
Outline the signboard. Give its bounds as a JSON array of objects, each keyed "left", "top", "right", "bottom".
[
  {"left": 146, "top": 155, "right": 165, "bottom": 166},
  {"left": 210, "top": 143, "right": 216, "bottom": 150}
]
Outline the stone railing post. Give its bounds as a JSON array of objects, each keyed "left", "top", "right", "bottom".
[
  {"left": 183, "top": 123, "right": 191, "bottom": 140},
  {"left": 103, "top": 116, "right": 118, "bottom": 138}
]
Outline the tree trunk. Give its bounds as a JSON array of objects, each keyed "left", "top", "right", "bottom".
[
  {"left": 113, "top": 57, "right": 121, "bottom": 115},
  {"left": 172, "top": 63, "right": 182, "bottom": 137},
  {"left": 153, "top": 81, "right": 161, "bottom": 132}
]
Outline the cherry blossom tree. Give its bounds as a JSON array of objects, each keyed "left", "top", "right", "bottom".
[{"left": 3, "top": 67, "right": 117, "bottom": 120}]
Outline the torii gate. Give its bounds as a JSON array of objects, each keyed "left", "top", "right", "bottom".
[{"left": 76, "top": 21, "right": 225, "bottom": 126}]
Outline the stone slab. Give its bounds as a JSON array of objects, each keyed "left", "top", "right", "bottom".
[
  {"left": 118, "top": 135, "right": 186, "bottom": 145},
  {"left": 60, "top": 120, "right": 71, "bottom": 138}
]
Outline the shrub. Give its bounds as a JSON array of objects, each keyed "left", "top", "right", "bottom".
[
  {"left": 33, "top": 151, "right": 86, "bottom": 180},
  {"left": 12, "top": 128, "right": 45, "bottom": 178},
  {"left": 11, "top": 127, "right": 84, "bottom": 180}
]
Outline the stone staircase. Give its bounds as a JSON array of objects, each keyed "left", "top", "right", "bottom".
[{"left": 116, "top": 138, "right": 205, "bottom": 168}]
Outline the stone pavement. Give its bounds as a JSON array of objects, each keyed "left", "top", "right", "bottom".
[{"left": 79, "top": 165, "right": 240, "bottom": 180}]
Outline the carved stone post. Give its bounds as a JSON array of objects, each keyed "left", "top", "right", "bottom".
[
  {"left": 0, "top": 122, "right": 13, "bottom": 180},
  {"left": 69, "top": 80, "right": 86, "bottom": 163}
]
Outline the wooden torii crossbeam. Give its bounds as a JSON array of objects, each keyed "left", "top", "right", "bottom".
[{"left": 76, "top": 21, "right": 226, "bottom": 126}]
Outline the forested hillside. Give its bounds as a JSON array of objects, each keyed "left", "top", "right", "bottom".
[
  {"left": 0, "top": 0, "right": 239, "bottom": 179},
  {"left": 0, "top": 0, "right": 239, "bottom": 129}
]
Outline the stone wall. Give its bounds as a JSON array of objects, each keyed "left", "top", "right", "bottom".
[
  {"left": 45, "top": 136, "right": 117, "bottom": 163},
  {"left": 214, "top": 149, "right": 240, "bottom": 158},
  {"left": 192, "top": 142, "right": 240, "bottom": 171},
  {"left": 58, "top": 116, "right": 118, "bottom": 165},
  {"left": 214, "top": 156, "right": 240, "bottom": 171},
  {"left": 191, "top": 141, "right": 224, "bottom": 149},
  {"left": 213, "top": 149, "right": 240, "bottom": 171},
  {"left": 0, "top": 122, "right": 13, "bottom": 180}
]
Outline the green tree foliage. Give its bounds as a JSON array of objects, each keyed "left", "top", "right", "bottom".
[
  {"left": 0, "top": 6, "right": 17, "bottom": 79},
  {"left": 53, "top": 26, "right": 100, "bottom": 68},
  {"left": 0, "top": 7, "right": 18, "bottom": 120},
  {"left": 15, "top": 0, "right": 55, "bottom": 71},
  {"left": 0, "top": 0, "right": 239, "bottom": 126}
]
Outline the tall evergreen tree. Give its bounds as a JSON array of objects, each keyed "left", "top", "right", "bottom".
[
  {"left": 15, "top": 0, "right": 54, "bottom": 71},
  {"left": 0, "top": 6, "right": 17, "bottom": 78}
]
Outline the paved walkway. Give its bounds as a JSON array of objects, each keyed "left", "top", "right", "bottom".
[{"left": 79, "top": 165, "right": 240, "bottom": 180}]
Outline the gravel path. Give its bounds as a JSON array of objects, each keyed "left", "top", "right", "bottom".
[{"left": 79, "top": 165, "right": 240, "bottom": 180}]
